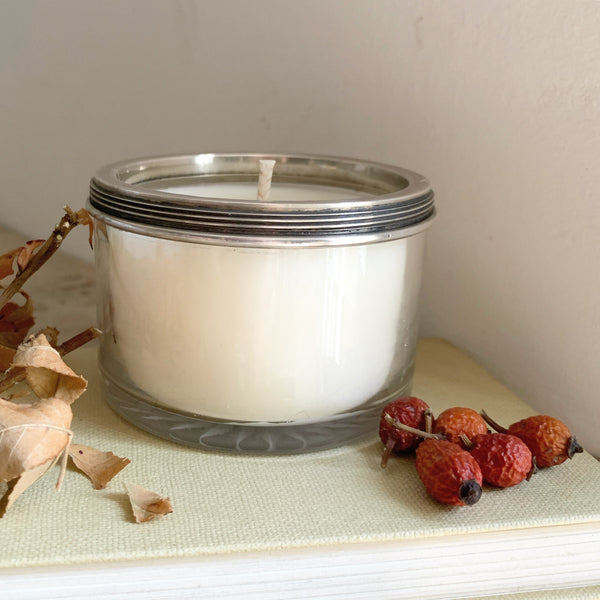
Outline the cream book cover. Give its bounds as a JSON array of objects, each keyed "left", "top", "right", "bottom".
[{"left": 1, "top": 339, "right": 599, "bottom": 600}]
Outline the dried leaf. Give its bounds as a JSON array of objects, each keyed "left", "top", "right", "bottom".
[
  {"left": 0, "top": 396, "right": 73, "bottom": 482},
  {"left": 125, "top": 483, "right": 173, "bottom": 523},
  {"left": 0, "top": 209, "right": 95, "bottom": 516},
  {"left": 0, "top": 327, "right": 100, "bottom": 397},
  {"left": 77, "top": 208, "right": 94, "bottom": 249},
  {"left": 0, "top": 327, "right": 61, "bottom": 372},
  {"left": 2, "top": 389, "right": 30, "bottom": 401},
  {"left": 71, "top": 208, "right": 94, "bottom": 249},
  {"left": 0, "top": 248, "right": 21, "bottom": 280},
  {"left": 16, "top": 240, "right": 45, "bottom": 273},
  {"left": 11, "top": 333, "right": 87, "bottom": 403},
  {"left": 0, "top": 207, "right": 94, "bottom": 314},
  {"left": 0, "top": 459, "right": 56, "bottom": 518},
  {"left": 0, "top": 240, "right": 45, "bottom": 282},
  {"left": 37, "top": 326, "right": 60, "bottom": 348},
  {"left": 0, "top": 344, "right": 16, "bottom": 372},
  {"left": 0, "top": 333, "right": 86, "bottom": 515},
  {"left": 69, "top": 444, "right": 130, "bottom": 489},
  {"left": 0, "top": 291, "right": 35, "bottom": 351}
]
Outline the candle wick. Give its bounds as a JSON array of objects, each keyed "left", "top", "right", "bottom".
[{"left": 257, "top": 159, "right": 276, "bottom": 202}]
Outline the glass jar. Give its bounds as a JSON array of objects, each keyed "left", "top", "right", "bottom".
[{"left": 88, "top": 153, "right": 435, "bottom": 453}]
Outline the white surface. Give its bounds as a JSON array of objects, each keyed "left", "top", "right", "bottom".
[
  {"left": 0, "top": 1, "right": 599, "bottom": 453},
  {"left": 3, "top": 524, "right": 600, "bottom": 600}
]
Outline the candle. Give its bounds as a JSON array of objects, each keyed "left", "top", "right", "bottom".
[
  {"left": 106, "top": 216, "right": 407, "bottom": 421},
  {"left": 89, "top": 154, "right": 434, "bottom": 452}
]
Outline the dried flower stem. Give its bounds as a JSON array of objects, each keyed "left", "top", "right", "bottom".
[
  {"left": 0, "top": 326, "right": 101, "bottom": 394},
  {"left": 56, "top": 327, "right": 101, "bottom": 356},
  {"left": 384, "top": 414, "right": 445, "bottom": 440},
  {"left": 0, "top": 207, "right": 92, "bottom": 313}
]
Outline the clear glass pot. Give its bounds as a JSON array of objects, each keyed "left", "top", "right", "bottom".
[{"left": 88, "top": 153, "right": 435, "bottom": 453}]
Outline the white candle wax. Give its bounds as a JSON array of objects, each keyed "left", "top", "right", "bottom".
[
  {"left": 105, "top": 182, "right": 410, "bottom": 422},
  {"left": 153, "top": 181, "right": 371, "bottom": 203}
]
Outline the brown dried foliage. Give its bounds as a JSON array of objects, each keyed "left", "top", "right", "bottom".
[{"left": 125, "top": 484, "right": 173, "bottom": 523}]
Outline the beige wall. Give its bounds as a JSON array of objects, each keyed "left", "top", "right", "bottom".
[{"left": 1, "top": 1, "right": 599, "bottom": 455}]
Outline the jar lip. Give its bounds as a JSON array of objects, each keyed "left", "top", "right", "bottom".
[{"left": 89, "top": 152, "right": 435, "bottom": 243}]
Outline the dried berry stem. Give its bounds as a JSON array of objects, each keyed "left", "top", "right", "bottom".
[
  {"left": 0, "top": 207, "right": 90, "bottom": 313},
  {"left": 384, "top": 414, "right": 445, "bottom": 440},
  {"left": 480, "top": 409, "right": 509, "bottom": 434},
  {"left": 0, "top": 326, "right": 101, "bottom": 394},
  {"left": 527, "top": 456, "right": 538, "bottom": 481},
  {"left": 424, "top": 409, "right": 433, "bottom": 434},
  {"left": 459, "top": 434, "right": 475, "bottom": 450},
  {"left": 380, "top": 438, "right": 396, "bottom": 469}
]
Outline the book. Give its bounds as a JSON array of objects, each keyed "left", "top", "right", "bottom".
[{"left": 1, "top": 339, "right": 599, "bottom": 600}]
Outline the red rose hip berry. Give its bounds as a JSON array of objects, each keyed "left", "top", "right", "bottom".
[
  {"left": 482, "top": 411, "right": 583, "bottom": 468},
  {"left": 379, "top": 397, "right": 430, "bottom": 467},
  {"left": 432, "top": 407, "right": 488, "bottom": 447},
  {"left": 469, "top": 433, "right": 533, "bottom": 488},
  {"left": 415, "top": 439, "right": 483, "bottom": 506},
  {"left": 508, "top": 415, "right": 584, "bottom": 467}
]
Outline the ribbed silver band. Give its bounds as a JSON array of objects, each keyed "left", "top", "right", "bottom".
[{"left": 88, "top": 153, "right": 435, "bottom": 247}]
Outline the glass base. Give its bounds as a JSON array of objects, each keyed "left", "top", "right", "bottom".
[{"left": 100, "top": 373, "right": 411, "bottom": 454}]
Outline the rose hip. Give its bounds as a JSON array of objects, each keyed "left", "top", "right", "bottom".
[
  {"left": 468, "top": 433, "right": 533, "bottom": 488},
  {"left": 432, "top": 407, "right": 488, "bottom": 447},
  {"left": 415, "top": 439, "right": 483, "bottom": 506},
  {"left": 482, "top": 411, "right": 583, "bottom": 468},
  {"left": 379, "top": 397, "right": 430, "bottom": 468}
]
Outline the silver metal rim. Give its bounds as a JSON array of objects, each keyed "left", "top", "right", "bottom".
[{"left": 89, "top": 153, "right": 435, "bottom": 247}]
